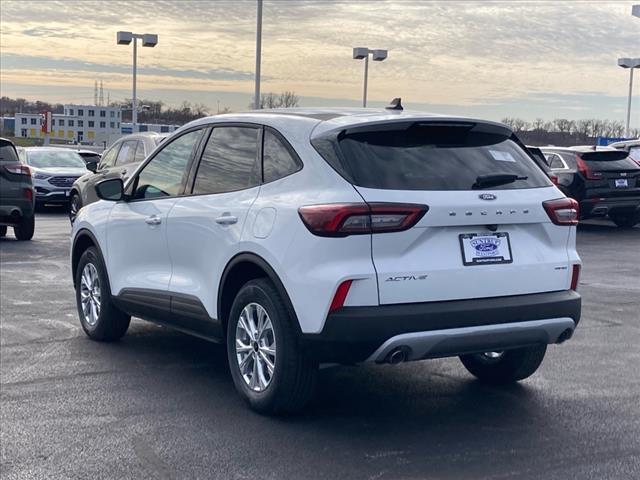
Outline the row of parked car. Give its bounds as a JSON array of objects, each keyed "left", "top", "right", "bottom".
[{"left": 1, "top": 131, "right": 639, "bottom": 242}]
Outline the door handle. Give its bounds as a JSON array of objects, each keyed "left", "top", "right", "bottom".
[
  {"left": 215, "top": 215, "right": 238, "bottom": 225},
  {"left": 145, "top": 215, "right": 162, "bottom": 226}
]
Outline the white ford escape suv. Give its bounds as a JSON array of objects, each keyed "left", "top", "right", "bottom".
[{"left": 70, "top": 106, "right": 582, "bottom": 414}]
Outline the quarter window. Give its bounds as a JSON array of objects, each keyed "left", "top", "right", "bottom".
[
  {"left": 132, "top": 129, "right": 202, "bottom": 200},
  {"left": 263, "top": 130, "right": 300, "bottom": 182},
  {"left": 134, "top": 141, "right": 146, "bottom": 162},
  {"left": 192, "top": 127, "right": 260, "bottom": 195}
]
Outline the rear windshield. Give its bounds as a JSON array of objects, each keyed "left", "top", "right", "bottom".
[
  {"left": 0, "top": 142, "right": 19, "bottom": 163},
  {"left": 313, "top": 123, "right": 551, "bottom": 191},
  {"left": 580, "top": 150, "right": 639, "bottom": 171}
]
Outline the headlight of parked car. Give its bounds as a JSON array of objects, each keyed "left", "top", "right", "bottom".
[{"left": 32, "top": 172, "right": 51, "bottom": 180}]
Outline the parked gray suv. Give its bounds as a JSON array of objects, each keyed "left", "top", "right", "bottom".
[
  {"left": 0, "top": 138, "right": 35, "bottom": 240},
  {"left": 69, "top": 132, "right": 165, "bottom": 222}
]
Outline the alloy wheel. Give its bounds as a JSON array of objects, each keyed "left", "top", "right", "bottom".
[
  {"left": 235, "top": 302, "right": 276, "bottom": 392},
  {"left": 80, "top": 263, "right": 101, "bottom": 326}
]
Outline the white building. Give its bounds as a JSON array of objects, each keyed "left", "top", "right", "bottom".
[
  {"left": 15, "top": 104, "right": 122, "bottom": 146},
  {"left": 121, "top": 122, "right": 179, "bottom": 135}
]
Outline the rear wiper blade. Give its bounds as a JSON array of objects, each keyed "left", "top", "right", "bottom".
[{"left": 472, "top": 174, "right": 527, "bottom": 189}]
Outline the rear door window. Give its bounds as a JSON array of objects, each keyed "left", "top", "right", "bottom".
[
  {"left": 134, "top": 141, "right": 146, "bottom": 163},
  {"left": 115, "top": 141, "right": 137, "bottom": 165},
  {"left": 314, "top": 123, "right": 551, "bottom": 191},
  {"left": 192, "top": 126, "right": 260, "bottom": 194}
]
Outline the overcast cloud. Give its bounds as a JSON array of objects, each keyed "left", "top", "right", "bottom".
[{"left": 0, "top": 0, "right": 638, "bottom": 124}]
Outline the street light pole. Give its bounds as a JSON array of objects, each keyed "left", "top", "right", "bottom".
[
  {"left": 618, "top": 58, "right": 640, "bottom": 138},
  {"left": 132, "top": 37, "right": 138, "bottom": 129},
  {"left": 353, "top": 47, "right": 388, "bottom": 108},
  {"left": 254, "top": 0, "right": 263, "bottom": 109},
  {"left": 117, "top": 31, "right": 158, "bottom": 133}
]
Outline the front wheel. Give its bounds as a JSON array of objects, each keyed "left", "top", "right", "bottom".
[
  {"left": 75, "top": 247, "right": 130, "bottom": 341},
  {"left": 459, "top": 345, "right": 547, "bottom": 384},
  {"left": 69, "top": 193, "right": 82, "bottom": 224},
  {"left": 226, "top": 278, "right": 317, "bottom": 415},
  {"left": 14, "top": 215, "right": 35, "bottom": 241},
  {"left": 609, "top": 211, "right": 640, "bottom": 228}
]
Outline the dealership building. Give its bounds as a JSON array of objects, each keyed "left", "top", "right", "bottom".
[{"left": 14, "top": 104, "right": 122, "bottom": 146}]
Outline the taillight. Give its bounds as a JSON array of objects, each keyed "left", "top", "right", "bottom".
[
  {"left": 3, "top": 163, "right": 31, "bottom": 176},
  {"left": 543, "top": 198, "right": 579, "bottom": 225},
  {"left": 329, "top": 280, "right": 353, "bottom": 313},
  {"left": 570, "top": 264, "right": 581, "bottom": 290},
  {"left": 298, "top": 203, "right": 428, "bottom": 237},
  {"left": 575, "top": 155, "right": 601, "bottom": 180},
  {"left": 23, "top": 188, "right": 33, "bottom": 202}
]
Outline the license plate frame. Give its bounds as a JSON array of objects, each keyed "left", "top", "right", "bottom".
[{"left": 459, "top": 232, "right": 513, "bottom": 266}]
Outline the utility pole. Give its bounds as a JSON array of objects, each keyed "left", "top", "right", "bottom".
[{"left": 254, "top": 0, "right": 263, "bottom": 109}]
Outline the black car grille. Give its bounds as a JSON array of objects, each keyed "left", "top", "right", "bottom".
[{"left": 48, "top": 176, "right": 78, "bottom": 187}]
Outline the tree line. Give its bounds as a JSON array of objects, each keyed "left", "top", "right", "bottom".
[{"left": 501, "top": 117, "right": 638, "bottom": 146}]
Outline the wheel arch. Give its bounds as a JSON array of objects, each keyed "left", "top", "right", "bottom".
[
  {"left": 71, "top": 229, "right": 105, "bottom": 288},
  {"left": 218, "top": 253, "right": 301, "bottom": 336}
]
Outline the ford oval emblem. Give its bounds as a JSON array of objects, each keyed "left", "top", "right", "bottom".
[
  {"left": 471, "top": 237, "right": 500, "bottom": 256},
  {"left": 479, "top": 193, "right": 497, "bottom": 201}
]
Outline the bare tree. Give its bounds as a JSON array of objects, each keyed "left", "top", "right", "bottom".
[{"left": 256, "top": 91, "right": 300, "bottom": 109}]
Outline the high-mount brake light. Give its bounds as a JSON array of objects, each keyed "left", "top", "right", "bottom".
[
  {"left": 543, "top": 198, "right": 579, "bottom": 225},
  {"left": 575, "top": 155, "right": 601, "bottom": 180},
  {"left": 298, "top": 203, "right": 428, "bottom": 237}
]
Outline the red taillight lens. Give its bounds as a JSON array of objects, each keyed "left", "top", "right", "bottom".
[
  {"left": 298, "top": 203, "right": 428, "bottom": 237},
  {"left": 23, "top": 188, "right": 33, "bottom": 202},
  {"left": 570, "top": 264, "right": 581, "bottom": 290},
  {"left": 543, "top": 198, "right": 579, "bottom": 225},
  {"left": 550, "top": 174, "right": 559, "bottom": 185},
  {"left": 329, "top": 280, "right": 353, "bottom": 313},
  {"left": 575, "top": 155, "right": 601, "bottom": 180},
  {"left": 3, "top": 163, "right": 30, "bottom": 176}
]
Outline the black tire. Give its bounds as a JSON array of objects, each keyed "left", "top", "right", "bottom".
[
  {"left": 75, "top": 246, "right": 130, "bottom": 341},
  {"left": 69, "top": 192, "right": 82, "bottom": 224},
  {"left": 226, "top": 278, "right": 317, "bottom": 415},
  {"left": 609, "top": 211, "right": 640, "bottom": 228},
  {"left": 0, "top": 226, "right": 6, "bottom": 237},
  {"left": 459, "top": 344, "right": 547, "bottom": 385},
  {"left": 13, "top": 215, "right": 35, "bottom": 241}
]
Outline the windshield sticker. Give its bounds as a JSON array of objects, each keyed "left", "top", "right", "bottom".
[{"left": 489, "top": 150, "right": 516, "bottom": 162}]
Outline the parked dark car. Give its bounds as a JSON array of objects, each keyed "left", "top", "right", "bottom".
[
  {"left": 0, "top": 138, "right": 35, "bottom": 240},
  {"left": 69, "top": 132, "right": 165, "bottom": 222},
  {"left": 540, "top": 146, "right": 640, "bottom": 227}
]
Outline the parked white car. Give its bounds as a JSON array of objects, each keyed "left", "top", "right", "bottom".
[{"left": 70, "top": 107, "right": 582, "bottom": 414}]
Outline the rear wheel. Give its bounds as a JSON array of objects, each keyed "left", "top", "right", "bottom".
[
  {"left": 0, "top": 226, "right": 6, "bottom": 237},
  {"left": 69, "top": 193, "right": 82, "bottom": 224},
  {"left": 459, "top": 345, "right": 547, "bottom": 384},
  {"left": 14, "top": 215, "right": 35, "bottom": 241},
  {"left": 609, "top": 211, "right": 640, "bottom": 228},
  {"left": 75, "top": 247, "right": 130, "bottom": 341},
  {"left": 226, "top": 278, "right": 317, "bottom": 415}
]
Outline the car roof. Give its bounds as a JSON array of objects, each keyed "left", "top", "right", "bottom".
[
  {"left": 178, "top": 107, "right": 512, "bottom": 140},
  {"left": 608, "top": 139, "right": 640, "bottom": 148}
]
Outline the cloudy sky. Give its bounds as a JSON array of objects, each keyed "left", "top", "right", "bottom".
[{"left": 1, "top": 0, "right": 638, "bottom": 125}]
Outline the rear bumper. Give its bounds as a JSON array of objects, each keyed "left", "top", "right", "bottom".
[
  {"left": 581, "top": 196, "right": 640, "bottom": 217},
  {"left": 0, "top": 200, "right": 35, "bottom": 226},
  {"left": 301, "top": 290, "right": 581, "bottom": 364}
]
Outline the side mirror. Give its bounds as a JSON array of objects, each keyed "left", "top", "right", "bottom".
[
  {"left": 95, "top": 178, "right": 124, "bottom": 201},
  {"left": 86, "top": 161, "right": 98, "bottom": 173}
]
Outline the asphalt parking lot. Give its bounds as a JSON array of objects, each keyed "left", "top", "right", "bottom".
[{"left": 1, "top": 210, "right": 638, "bottom": 480}]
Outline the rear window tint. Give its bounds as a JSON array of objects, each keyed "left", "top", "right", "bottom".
[
  {"left": 0, "top": 143, "right": 19, "bottom": 163},
  {"left": 314, "top": 124, "right": 551, "bottom": 191}
]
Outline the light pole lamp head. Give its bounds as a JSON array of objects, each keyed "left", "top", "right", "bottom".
[
  {"left": 117, "top": 31, "right": 133, "bottom": 45},
  {"left": 371, "top": 49, "right": 388, "bottom": 61},
  {"left": 142, "top": 34, "right": 158, "bottom": 47},
  {"left": 618, "top": 58, "right": 640, "bottom": 69},
  {"left": 353, "top": 47, "right": 369, "bottom": 60}
]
